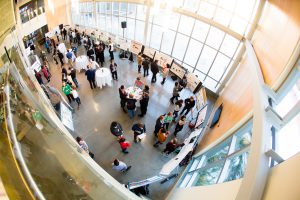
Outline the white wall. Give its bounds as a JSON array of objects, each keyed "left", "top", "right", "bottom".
[
  {"left": 167, "top": 179, "right": 242, "bottom": 200},
  {"left": 17, "top": 13, "right": 47, "bottom": 38},
  {"left": 262, "top": 152, "right": 300, "bottom": 200}
]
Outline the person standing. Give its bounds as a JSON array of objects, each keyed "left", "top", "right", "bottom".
[
  {"left": 129, "top": 52, "right": 134, "bottom": 63},
  {"left": 85, "top": 66, "right": 96, "bottom": 89},
  {"left": 110, "top": 121, "right": 124, "bottom": 139},
  {"left": 99, "top": 41, "right": 105, "bottom": 66},
  {"left": 34, "top": 70, "right": 43, "bottom": 85},
  {"left": 66, "top": 49, "right": 74, "bottom": 67},
  {"left": 110, "top": 60, "right": 118, "bottom": 80},
  {"left": 62, "top": 82, "right": 74, "bottom": 103},
  {"left": 109, "top": 41, "right": 114, "bottom": 60},
  {"left": 62, "top": 67, "right": 68, "bottom": 83},
  {"left": 52, "top": 49, "right": 59, "bottom": 65},
  {"left": 153, "top": 128, "right": 170, "bottom": 147},
  {"left": 55, "top": 31, "right": 60, "bottom": 42},
  {"left": 57, "top": 50, "right": 64, "bottom": 66},
  {"left": 180, "top": 96, "right": 195, "bottom": 116},
  {"left": 132, "top": 123, "right": 146, "bottom": 143},
  {"left": 163, "top": 138, "right": 181, "bottom": 155},
  {"left": 173, "top": 99, "right": 183, "bottom": 120},
  {"left": 151, "top": 60, "right": 159, "bottom": 83},
  {"left": 118, "top": 137, "right": 131, "bottom": 154},
  {"left": 163, "top": 112, "right": 173, "bottom": 130},
  {"left": 154, "top": 115, "right": 164, "bottom": 137},
  {"left": 127, "top": 94, "right": 137, "bottom": 119},
  {"left": 170, "top": 82, "right": 182, "bottom": 104},
  {"left": 41, "top": 65, "right": 51, "bottom": 82},
  {"left": 161, "top": 64, "right": 170, "bottom": 85},
  {"left": 138, "top": 85, "right": 150, "bottom": 117},
  {"left": 119, "top": 85, "right": 127, "bottom": 113},
  {"left": 137, "top": 53, "right": 143, "bottom": 73},
  {"left": 174, "top": 115, "right": 186, "bottom": 137},
  {"left": 76, "top": 136, "right": 94, "bottom": 158},
  {"left": 44, "top": 40, "right": 50, "bottom": 53},
  {"left": 95, "top": 45, "right": 101, "bottom": 65},
  {"left": 142, "top": 58, "right": 150, "bottom": 77},
  {"left": 68, "top": 67, "right": 79, "bottom": 88},
  {"left": 63, "top": 28, "right": 67, "bottom": 40},
  {"left": 71, "top": 86, "right": 81, "bottom": 110},
  {"left": 112, "top": 159, "right": 131, "bottom": 172}
]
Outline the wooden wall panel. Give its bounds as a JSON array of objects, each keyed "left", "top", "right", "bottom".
[
  {"left": 44, "top": 0, "right": 69, "bottom": 30},
  {"left": 199, "top": 56, "right": 253, "bottom": 149},
  {"left": 252, "top": 0, "right": 300, "bottom": 87}
]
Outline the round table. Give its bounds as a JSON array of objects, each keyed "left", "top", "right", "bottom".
[
  {"left": 125, "top": 86, "right": 143, "bottom": 100},
  {"left": 95, "top": 68, "right": 112, "bottom": 88},
  {"left": 75, "top": 55, "right": 89, "bottom": 71}
]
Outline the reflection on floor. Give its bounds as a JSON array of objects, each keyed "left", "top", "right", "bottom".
[{"left": 45, "top": 41, "right": 214, "bottom": 200}]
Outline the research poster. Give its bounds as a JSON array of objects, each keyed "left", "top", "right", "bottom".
[
  {"left": 154, "top": 52, "right": 173, "bottom": 68},
  {"left": 130, "top": 40, "right": 143, "bottom": 55},
  {"left": 170, "top": 61, "right": 186, "bottom": 79},
  {"left": 143, "top": 46, "right": 156, "bottom": 59}
]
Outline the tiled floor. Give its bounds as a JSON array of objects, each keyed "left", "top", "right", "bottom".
[{"left": 44, "top": 40, "right": 214, "bottom": 200}]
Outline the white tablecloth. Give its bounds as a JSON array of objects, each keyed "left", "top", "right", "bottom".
[
  {"left": 75, "top": 55, "right": 89, "bottom": 71},
  {"left": 126, "top": 86, "right": 143, "bottom": 100},
  {"left": 95, "top": 68, "right": 112, "bottom": 88}
]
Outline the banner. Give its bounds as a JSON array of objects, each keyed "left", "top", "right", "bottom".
[{"left": 130, "top": 40, "right": 143, "bottom": 55}]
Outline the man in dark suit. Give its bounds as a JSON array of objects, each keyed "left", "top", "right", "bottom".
[
  {"left": 85, "top": 66, "right": 96, "bottom": 89},
  {"left": 151, "top": 60, "right": 159, "bottom": 83}
]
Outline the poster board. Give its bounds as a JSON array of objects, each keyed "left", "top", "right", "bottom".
[
  {"left": 127, "top": 176, "right": 164, "bottom": 190},
  {"left": 170, "top": 61, "right": 186, "bottom": 79},
  {"left": 154, "top": 52, "right": 173, "bottom": 68},
  {"left": 186, "top": 72, "right": 202, "bottom": 94},
  {"left": 117, "top": 37, "right": 130, "bottom": 51},
  {"left": 143, "top": 46, "right": 156, "bottom": 59},
  {"left": 130, "top": 40, "right": 143, "bottom": 55},
  {"left": 194, "top": 105, "right": 208, "bottom": 128},
  {"left": 195, "top": 87, "right": 207, "bottom": 110},
  {"left": 60, "top": 102, "right": 74, "bottom": 131}
]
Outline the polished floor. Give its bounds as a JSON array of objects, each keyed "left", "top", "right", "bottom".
[{"left": 44, "top": 41, "right": 213, "bottom": 200}]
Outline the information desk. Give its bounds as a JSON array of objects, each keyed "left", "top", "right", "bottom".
[{"left": 95, "top": 68, "right": 112, "bottom": 89}]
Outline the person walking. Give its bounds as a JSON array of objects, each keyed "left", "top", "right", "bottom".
[
  {"left": 41, "top": 65, "right": 51, "bottom": 82},
  {"left": 112, "top": 159, "right": 131, "bottom": 172},
  {"left": 34, "top": 70, "right": 43, "bottom": 85},
  {"left": 142, "top": 58, "right": 150, "bottom": 77},
  {"left": 127, "top": 94, "right": 137, "bottom": 119},
  {"left": 132, "top": 123, "right": 146, "bottom": 143},
  {"left": 85, "top": 66, "right": 96, "bottom": 89},
  {"left": 76, "top": 136, "right": 94, "bottom": 158},
  {"left": 163, "top": 112, "right": 173, "bottom": 130},
  {"left": 138, "top": 85, "right": 150, "bottom": 117},
  {"left": 66, "top": 49, "right": 74, "bottom": 67},
  {"left": 57, "top": 50, "right": 64, "bottom": 66},
  {"left": 55, "top": 31, "right": 60, "bottom": 42},
  {"left": 71, "top": 86, "right": 81, "bottom": 110},
  {"left": 180, "top": 96, "right": 195, "bottom": 116},
  {"left": 161, "top": 64, "right": 170, "bottom": 85},
  {"left": 153, "top": 128, "right": 170, "bottom": 147},
  {"left": 62, "top": 67, "right": 68, "bottom": 83},
  {"left": 174, "top": 115, "right": 186, "bottom": 137},
  {"left": 63, "top": 28, "right": 67, "bottom": 40},
  {"left": 118, "top": 137, "right": 131, "bottom": 154},
  {"left": 154, "top": 115, "right": 164, "bottom": 137},
  {"left": 119, "top": 85, "right": 127, "bottom": 113},
  {"left": 137, "top": 53, "right": 142, "bottom": 73},
  {"left": 62, "top": 82, "right": 74, "bottom": 103},
  {"left": 110, "top": 60, "right": 118, "bottom": 80},
  {"left": 129, "top": 52, "right": 134, "bottom": 63},
  {"left": 170, "top": 82, "right": 182, "bottom": 104},
  {"left": 151, "top": 60, "right": 159, "bottom": 83},
  {"left": 110, "top": 121, "right": 124, "bottom": 139},
  {"left": 68, "top": 67, "right": 79, "bottom": 88},
  {"left": 173, "top": 99, "right": 183, "bottom": 120}
]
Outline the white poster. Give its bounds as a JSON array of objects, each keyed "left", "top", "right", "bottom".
[
  {"left": 99, "top": 31, "right": 109, "bottom": 43},
  {"left": 130, "top": 40, "right": 143, "bottom": 55},
  {"left": 143, "top": 46, "right": 156, "bottom": 59},
  {"left": 186, "top": 72, "right": 202, "bottom": 93},
  {"left": 170, "top": 62, "right": 186, "bottom": 79},
  {"left": 154, "top": 52, "right": 173, "bottom": 67},
  {"left": 60, "top": 102, "right": 74, "bottom": 131},
  {"left": 117, "top": 37, "right": 129, "bottom": 51},
  {"left": 30, "top": 59, "right": 41, "bottom": 72}
]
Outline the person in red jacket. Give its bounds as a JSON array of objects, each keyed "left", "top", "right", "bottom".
[
  {"left": 41, "top": 65, "right": 51, "bottom": 82},
  {"left": 118, "top": 137, "right": 131, "bottom": 154}
]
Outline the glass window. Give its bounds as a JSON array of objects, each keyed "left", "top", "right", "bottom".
[
  {"left": 106, "top": 2, "right": 111, "bottom": 15},
  {"left": 126, "top": 18, "right": 135, "bottom": 40},
  {"left": 106, "top": 15, "right": 112, "bottom": 33},
  {"left": 193, "top": 163, "right": 224, "bottom": 186},
  {"left": 112, "top": 2, "right": 119, "bottom": 15},
  {"left": 169, "top": 13, "right": 180, "bottom": 31},
  {"left": 183, "top": 0, "right": 200, "bottom": 12},
  {"left": 208, "top": 53, "right": 231, "bottom": 81},
  {"left": 150, "top": 25, "right": 163, "bottom": 50},
  {"left": 214, "top": 7, "right": 232, "bottom": 27},
  {"left": 204, "top": 76, "right": 218, "bottom": 90},
  {"left": 219, "top": 0, "right": 236, "bottom": 12},
  {"left": 220, "top": 34, "right": 240, "bottom": 57},
  {"left": 172, "top": 33, "right": 189, "bottom": 61},
  {"left": 112, "top": 16, "right": 119, "bottom": 35},
  {"left": 184, "top": 39, "right": 203, "bottom": 67},
  {"left": 230, "top": 16, "right": 248, "bottom": 35},
  {"left": 198, "top": 1, "right": 216, "bottom": 19},
  {"left": 193, "top": 70, "right": 206, "bottom": 82},
  {"left": 178, "top": 15, "right": 195, "bottom": 36},
  {"left": 135, "top": 20, "right": 145, "bottom": 43},
  {"left": 160, "top": 30, "right": 176, "bottom": 55},
  {"left": 120, "top": 3, "right": 127, "bottom": 16},
  {"left": 206, "top": 27, "right": 225, "bottom": 50},
  {"left": 196, "top": 45, "right": 217, "bottom": 74},
  {"left": 127, "top": 4, "right": 136, "bottom": 18},
  {"left": 192, "top": 21, "right": 210, "bottom": 43},
  {"left": 136, "top": 5, "right": 146, "bottom": 21},
  {"left": 182, "top": 63, "right": 194, "bottom": 73}
]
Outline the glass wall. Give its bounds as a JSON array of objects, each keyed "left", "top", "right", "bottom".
[
  {"left": 19, "top": 0, "right": 45, "bottom": 24},
  {"left": 178, "top": 121, "right": 252, "bottom": 188},
  {"left": 71, "top": 1, "right": 260, "bottom": 92}
]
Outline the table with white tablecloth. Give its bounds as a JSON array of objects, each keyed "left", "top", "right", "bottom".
[
  {"left": 125, "top": 86, "right": 143, "bottom": 100},
  {"left": 75, "top": 55, "right": 89, "bottom": 71},
  {"left": 95, "top": 68, "right": 112, "bottom": 88}
]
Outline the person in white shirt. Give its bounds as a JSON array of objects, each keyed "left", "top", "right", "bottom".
[
  {"left": 71, "top": 86, "right": 81, "bottom": 109},
  {"left": 89, "top": 59, "right": 100, "bottom": 69},
  {"left": 76, "top": 136, "right": 94, "bottom": 158},
  {"left": 112, "top": 159, "right": 131, "bottom": 172},
  {"left": 109, "top": 41, "right": 114, "bottom": 60}
]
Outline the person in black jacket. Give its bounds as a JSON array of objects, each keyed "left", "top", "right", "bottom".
[
  {"left": 110, "top": 121, "right": 123, "bottom": 139},
  {"left": 127, "top": 94, "right": 137, "bottom": 119},
  {"left": 138, "top": 85, "right": 150, "bottom": 117},
  {"left": 119, "top": 85, "right": 127, "bottom": 113},
  {"left": 142, "top": 58, "right": 150, "bottom": 77},
  {"left": 68, "top": 67, "right": 79, "bottom": 88},
  {"left": 57, "top": 50, "right": 64, "bottom": 66},
  {"left": 85, "top": 66, "right": 96, "bottom": 89},
  {"left": 154, "top": 115, "right": 164, "bottom": 137},
  {"left": 180, "top": 96, "right": 195, "bottom": 116},
  {"left": 87, "top": 47, "right": 95, "bottom": 61},
  {"left": 132, "top": 123, "right": 146, "bottom": 143},
  {"left": 150, "top": 60, "right": 159, "bottom": 83}
]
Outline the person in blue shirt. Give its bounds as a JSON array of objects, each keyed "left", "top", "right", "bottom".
[
  {"left": 66, "top": 50, "right": 74, "bottom": 66},
  {"left": 132, "top": 123, "right": 146, "bottom": 143},
  {"left": 85, "top": 66, "right": 96, "bottom": 89}
]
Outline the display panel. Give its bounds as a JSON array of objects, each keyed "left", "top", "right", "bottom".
[
  {"left": 154, "top": 52, "right": 173, "bottom": 67},
  {"left": 170, "top": 61, "right": 186, "bottom": 79},
  {"left": 130, "top": 40, "right": 143, "bottom": 55},
  {"left": 186, "top": 72, "right": 202, "bottom": 93},
  {"left": 143, "top": 46, "right": 156, "bottom": 59}
]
